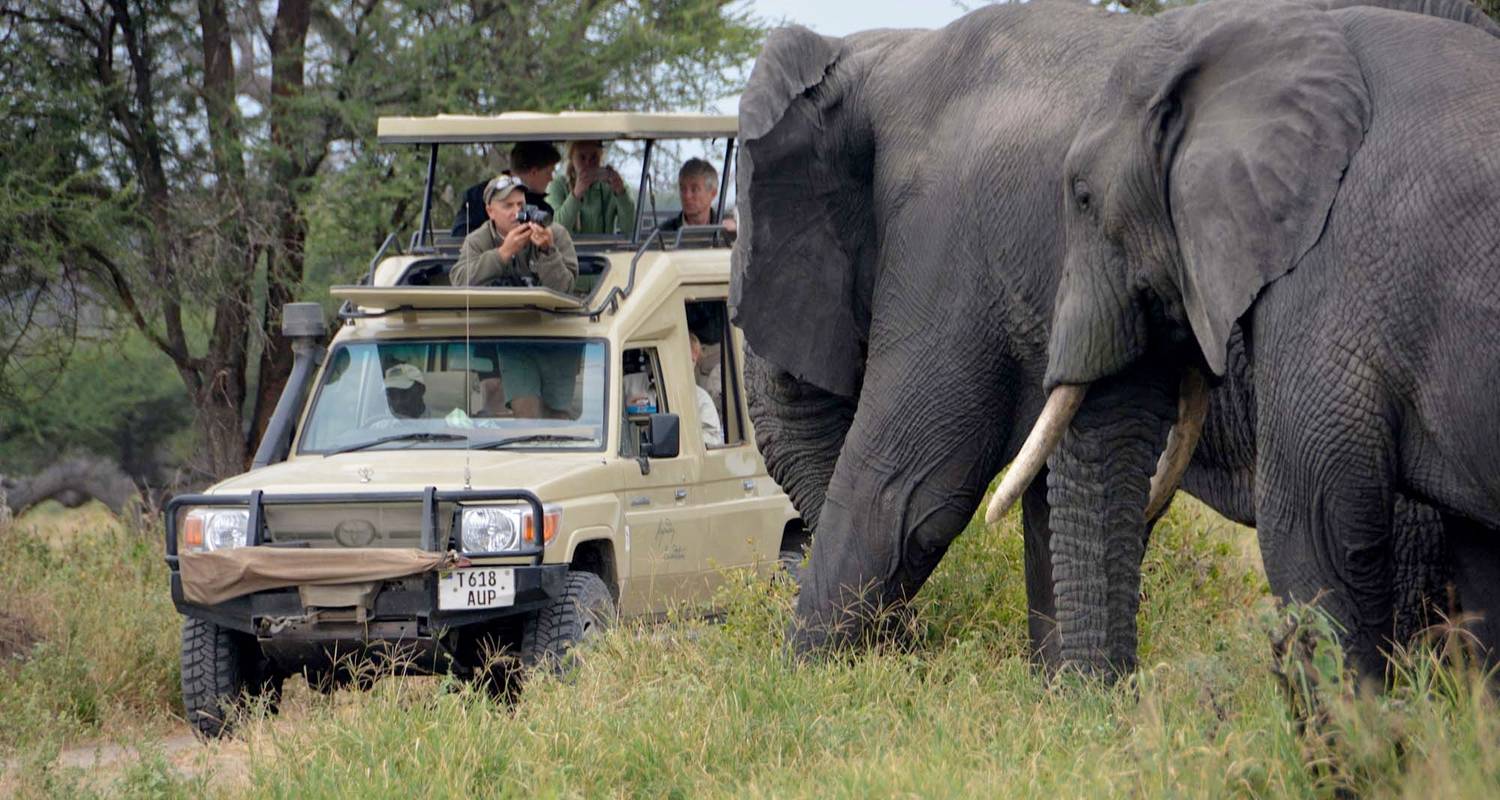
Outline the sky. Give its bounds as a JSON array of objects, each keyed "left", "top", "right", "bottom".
[
  {"left": 710, "top": 1, "right": 975, "bottom": 114},
  {"left": 745, "top": 0, "right": 971, "bottom": 35}
]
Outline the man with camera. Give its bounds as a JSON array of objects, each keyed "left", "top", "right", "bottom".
[{"left": 451, "top": 174, "right": 577, "bottom": 292}]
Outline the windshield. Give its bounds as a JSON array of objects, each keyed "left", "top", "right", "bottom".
[{"left": 298, "top": 338, "right": 607, "bottom": 454}]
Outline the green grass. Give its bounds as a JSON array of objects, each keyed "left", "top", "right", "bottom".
[
  {"left": 0, "top": 502, "right": 181, "bottom": 751},
  {"left": 2, "top": 497, "right": 1498, "bottom": 797}
]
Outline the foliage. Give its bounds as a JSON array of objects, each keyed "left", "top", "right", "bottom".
[
  {"left": 0, "top": 503, "right": 181, "bottom": 752},
  {"left": 0, "top": 332, "right": 192, "bottom": 481},
  {"left": 0, "top": 0, "right": 763, "bottom": 479}
]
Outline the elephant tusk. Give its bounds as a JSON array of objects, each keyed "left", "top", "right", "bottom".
[
  {"left": 1143, "top": 368, "right": 1209, "bottom": 520},
  {"left": 984, "top": 384, "right": 1088, "bottom": 524}
]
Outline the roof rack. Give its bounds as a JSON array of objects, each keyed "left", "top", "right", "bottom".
[{"left": 377, "top": 112, "right": 737, "bottom": 144}]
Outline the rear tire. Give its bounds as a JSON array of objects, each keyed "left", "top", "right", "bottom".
[
  {"left": 180, "top": 618, "right": 281, "bottom": 739},
  {"left": 520, "top": 571, "right": 615, "bottom": 673}
]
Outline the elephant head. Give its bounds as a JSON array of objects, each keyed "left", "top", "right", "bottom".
[{"left": 983, "top": 0, "right": 1376, "bottom": 673}]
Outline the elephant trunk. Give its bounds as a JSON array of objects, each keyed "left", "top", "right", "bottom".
[
  {"left": 1046, "top": 373, "right": 1177, "bottom": 675},
  {"left": 1143, "top": 368, "right": 1210, "bottom": 519},
  {"left": 984, "top": 385, "right": 1087, "bottom": 524},
  {"left": 744, "top": 347, "right": 857, "bottom": 532}
]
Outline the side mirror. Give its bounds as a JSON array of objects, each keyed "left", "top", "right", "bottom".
[{"left": 641, "top": 413, "right": 680, "bottom": 460}]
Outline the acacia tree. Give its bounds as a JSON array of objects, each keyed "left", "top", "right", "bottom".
[{"left": 0, "top": 0, "right": 761, "bottom": 479}]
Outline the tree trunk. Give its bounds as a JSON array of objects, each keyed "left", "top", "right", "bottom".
[{"left": 249, "top": 0, "right": 314, "bottom": 457}]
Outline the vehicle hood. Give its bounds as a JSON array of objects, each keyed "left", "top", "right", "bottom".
[{"left": 209, "top": 450, "right": 610, "bottom": 497}]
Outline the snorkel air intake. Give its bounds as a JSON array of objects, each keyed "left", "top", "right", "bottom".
[{"left": 252, "top": 303, "right": 329, "bottom": 469}]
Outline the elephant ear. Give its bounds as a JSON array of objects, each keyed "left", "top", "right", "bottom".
[
  {"left": 1151, "top": 1, "right": 1371, "bottom": 376},
  {"left": 730, "top": 26, "right": 877, "bottom": 399}
]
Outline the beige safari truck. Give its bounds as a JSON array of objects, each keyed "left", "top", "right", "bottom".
[{"left": 164, "top": 112, "right": 804, "bottom": 738}]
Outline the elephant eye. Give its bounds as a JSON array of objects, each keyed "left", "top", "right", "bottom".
[{"left": 1073, "top": 179, "right": 1092, "bottom": 212}]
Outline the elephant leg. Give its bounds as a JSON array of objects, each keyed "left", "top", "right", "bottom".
[
  {"left": 1046, "top": 367, "right": 1176, "bottom": 677},
  {"left": 1022, "top": 467, "right": 1061, "bottom": 670},
  {"left": 1255, "top": 368, "right": 1397, "bottom": 679},
  {"left": 1440, "top": 513, "right": 1500, "bottom": 667}
]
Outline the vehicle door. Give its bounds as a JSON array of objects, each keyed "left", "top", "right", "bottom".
[
  {"left": 613, "top": 339, "right": 706, "bottom": 615},
  {"left": 682, "top": 295, "right": 785, "bottom": 591}
]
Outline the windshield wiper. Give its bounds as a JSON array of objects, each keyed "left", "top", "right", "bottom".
[
  {"left": 470, "top": 433, "right": 598, "bottom": 450},
  {"left": 327, "top": 432, "right": 468, "bottom": 455}
]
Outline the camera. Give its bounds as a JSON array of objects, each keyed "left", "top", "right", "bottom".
[{"left": 515, "top": 204, "right": 552, "bottom": 227}]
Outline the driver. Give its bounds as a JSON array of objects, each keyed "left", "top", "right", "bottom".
[
  {"left": 451, "top": 175, "right": 578, "bottom": 291},
  {"left": 383, "top": 363, "right": 430, "bottom": 419}
]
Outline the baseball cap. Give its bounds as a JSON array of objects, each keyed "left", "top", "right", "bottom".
[
  {"left": 483, "top": 174, "right": 527, "bottom": 205},
  {"left": 383, "top": 363, "right": 425, "bottom": 390}
]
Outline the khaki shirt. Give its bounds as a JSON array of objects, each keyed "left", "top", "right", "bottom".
[{"left": 450, "top": 221, "right": 578, "bottom": 292}]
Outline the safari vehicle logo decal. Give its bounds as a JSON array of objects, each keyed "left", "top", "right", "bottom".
[
  {"left": 334, "top": 519, "right": 378, "bottom": 548},
  {"left": 357, "top": 467, "right": 374, "bottom": 484},
  {"left": 655, "top": 519, "right": 685, "bottom": 561}
]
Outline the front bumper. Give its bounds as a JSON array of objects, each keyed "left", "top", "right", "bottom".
[
  {"left": 169, "top": 564, "right": 569, "bottom": 636},
  {"left": 164, "top": 487, "right": 567, "bottom": 640}
]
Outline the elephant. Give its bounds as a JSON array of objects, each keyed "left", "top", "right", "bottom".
[
  {"left": 993, "top": 0, "right": 1500, "bottom": 677},
  {"left": 731, "top": 0, "right": 1484, "bottom": 667}
]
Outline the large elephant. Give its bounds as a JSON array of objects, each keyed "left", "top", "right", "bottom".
[
  {"left": 731, "top": 0, "right": 1476, "bottom": 666},
  {"left": 997, "top": 0, "right": 1500, "bottom": 676}
]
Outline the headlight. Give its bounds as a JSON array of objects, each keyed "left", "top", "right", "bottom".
[
  {"left": 461, "top": 507, "right": 522, "bottom": 553},
  {"left": 182, "top": 508, "right": 250, "bottom": 553},
  {"left": 459, "top": 505, "right": 561, "bottom": 554}
]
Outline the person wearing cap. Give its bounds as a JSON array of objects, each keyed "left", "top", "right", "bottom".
[
  {"left": 383, "top": 363, "right": 430, "bottom": 419},
  {"left": 450, "top": 174, "right": 578, "bottom": 291},
  {"left": 450, "top": 142, "right": 562, "bottom": 236}
]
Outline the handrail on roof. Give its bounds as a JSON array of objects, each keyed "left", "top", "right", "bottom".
[
  {"left": 333, "top": 222, "right": 732, "bottom": 322},
  {"left": 336, "top": 232, "right": 400, "bottom": 318}
]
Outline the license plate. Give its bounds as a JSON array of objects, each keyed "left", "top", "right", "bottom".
[{"left": 438, "top": 567, "right": 516, "bottom": 610}]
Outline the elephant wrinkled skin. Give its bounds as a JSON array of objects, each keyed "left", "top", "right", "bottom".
[
  {"left": 730, "top": 0, "right": 1480, "bottom": 668},
  {"left": 1036, "top": 0, "right": 1500, "bottom": 677}
]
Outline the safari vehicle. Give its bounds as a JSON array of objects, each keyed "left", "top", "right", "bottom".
[{"left": 163, "top": 112, "right": 804, "bottom": 738}]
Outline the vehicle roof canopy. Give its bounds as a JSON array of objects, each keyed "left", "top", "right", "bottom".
[{"left": 378, "top": 112, "right": 737, "bottom": 144}]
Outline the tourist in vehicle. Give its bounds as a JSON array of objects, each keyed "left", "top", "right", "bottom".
[
  {"left": 660, "top": 158, "right": 736, "bottom": 236},
  {"left": 690, "top": 333, "right": 723, "bottom": 447},
  {"left": 450, "top": 142, "right": 562, "bottom": 236},
  {"left": 383, "top": 363, "right": 430, "bottom": 419},
  {"left": 451, "top": 174, "right": 578, "bottom": 292},
  {"left": 547, "top": 140, "right": 636, "bottom": 235}
]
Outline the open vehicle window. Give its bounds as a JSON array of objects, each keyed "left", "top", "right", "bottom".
[
  {"left": 299, "top": 338, "right": 607, "bottom": 454},
  {"left": 619, "top": 347, "right": 668, "bottom": 457},
  {"left": 686, "top": 299, "right": 744, "bottom": 448}
]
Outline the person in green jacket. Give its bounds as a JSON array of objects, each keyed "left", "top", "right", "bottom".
[{"left": 546, "top": 140, "right": 637, "bottom": 236}]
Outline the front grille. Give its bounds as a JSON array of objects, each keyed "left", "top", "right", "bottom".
[{"left": 263, "top": 503, "right": 453, "bottom": 549}]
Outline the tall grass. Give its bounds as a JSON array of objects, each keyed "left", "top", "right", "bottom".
[
  {"left": 3, "top": 497, "right": 1498, "bottom": 798},
  {"left": 0, "top": 502, "right": 181, "bottom": 750}
]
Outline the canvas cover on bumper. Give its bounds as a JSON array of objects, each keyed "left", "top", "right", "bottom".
[{"left": 179, "top": 547, "right": 457, "bottom": 605}]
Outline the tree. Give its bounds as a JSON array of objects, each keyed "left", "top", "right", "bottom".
[{"left": 0, "top": 0, "right": 762, "bottom": 479}]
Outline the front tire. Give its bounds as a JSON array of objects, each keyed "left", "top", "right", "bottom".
[
  {"left": 180, "top": 618, "right": 281, "bottom": 739},
  {"left": 520, "top": 571, "right": 615, "bottom": 673}
]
